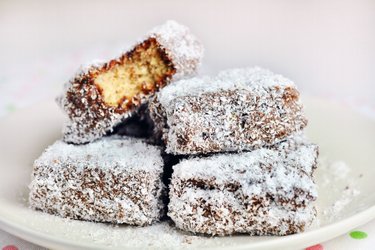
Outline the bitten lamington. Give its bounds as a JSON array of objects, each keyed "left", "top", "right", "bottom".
[
  {"left": 29, "top": 136, "right": 164, "bottom": 226},
  {"left": 150, "top": 67, "right": 307, "bottom": 155},
  {"left": 58, "top": 20, "right": 203, "bottom": 144},
  {"left": 168, "top": 134, "right": 318, "bottom": 236}
]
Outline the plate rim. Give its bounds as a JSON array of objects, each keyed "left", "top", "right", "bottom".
[{"left": 0, "top": 206, "right": 374, "bottom": 250}]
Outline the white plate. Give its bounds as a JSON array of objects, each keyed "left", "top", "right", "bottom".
[{"left": 0, "top": 97, "right": 374, "bottom": 250}]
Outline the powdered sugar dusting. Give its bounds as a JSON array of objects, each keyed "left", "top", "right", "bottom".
[
  {"left": 26, "top": 213, "right": 234, "bottom": 249},
  {"left": 328, "top": 161, "right": 350, "bottom": 180},
  {"left": 320, "top": 159, "right": 361, "bottom": 221},
  {"left": 324, "top": 188, "right": 360, "bottom": 219}
]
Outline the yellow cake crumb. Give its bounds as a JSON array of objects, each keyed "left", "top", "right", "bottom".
[{"left": 94, "top": 38, "right": 175, "bottom": 108}]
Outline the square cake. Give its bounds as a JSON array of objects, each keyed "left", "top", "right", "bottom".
[
  {"left": 168, "top": 134, "right": 318, "bottom": 235},
  {"left": 29, "top": 136, "right": 164, "bottom": 226},
  {"left": 150, "top": 67, "right": 307, "bottom": 155},
  {"left": 58, "top": 20, "right": 203, "bottom": 144}
]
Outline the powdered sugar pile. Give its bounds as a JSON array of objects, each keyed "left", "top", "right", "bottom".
[{"left": 320, "top": 160, "right": 361, "bottom": 221}]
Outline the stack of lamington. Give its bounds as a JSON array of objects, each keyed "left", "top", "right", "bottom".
[
  {"left": 29, "top": 20, "right": 318, "bottom": 236},
  {"left": 150, "top": 68, "right": 318, "bottom": 235}
]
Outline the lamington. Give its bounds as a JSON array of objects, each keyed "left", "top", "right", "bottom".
[
  {"left": 150, "top": 67, "right": 307, "bottom": 155},
  {"left": 168, "top": 134, "right": 318, "bottom": 236},
  {"left": 58, "top": 20, "right": 203, "bottom": 144},
  {"left": 29, "top": 136, "right": 164, "bottom": 226}
]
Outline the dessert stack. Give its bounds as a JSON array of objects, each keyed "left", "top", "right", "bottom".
[
  {"left": 29, "top": 20, "right": 204, "bottom": 226},
  {"left": 150, "top": 68, "right": 318, "bottom": 235},
  {"left": 29, "top": 20, "right": 318, "bottom": 236}
]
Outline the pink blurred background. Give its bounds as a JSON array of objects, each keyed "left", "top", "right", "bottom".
[{"left": 0, "top": 0, "right": 374, "bottom": 111}]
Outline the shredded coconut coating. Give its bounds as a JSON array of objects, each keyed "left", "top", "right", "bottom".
[
  {"left": 148, "top": 20, "right": 204, "bottom": 80},
  {"left": 168, "top": 134, "right": 318, "bottom": 236},
  {"left": 29, "top": 136, "right": 165, "bottom": 226},
  {"left": 58, "top": 20, "right": 203, "bottom": 144},
  {"left": 150, "top": 67, "right": 307, "bottom": 155}
]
